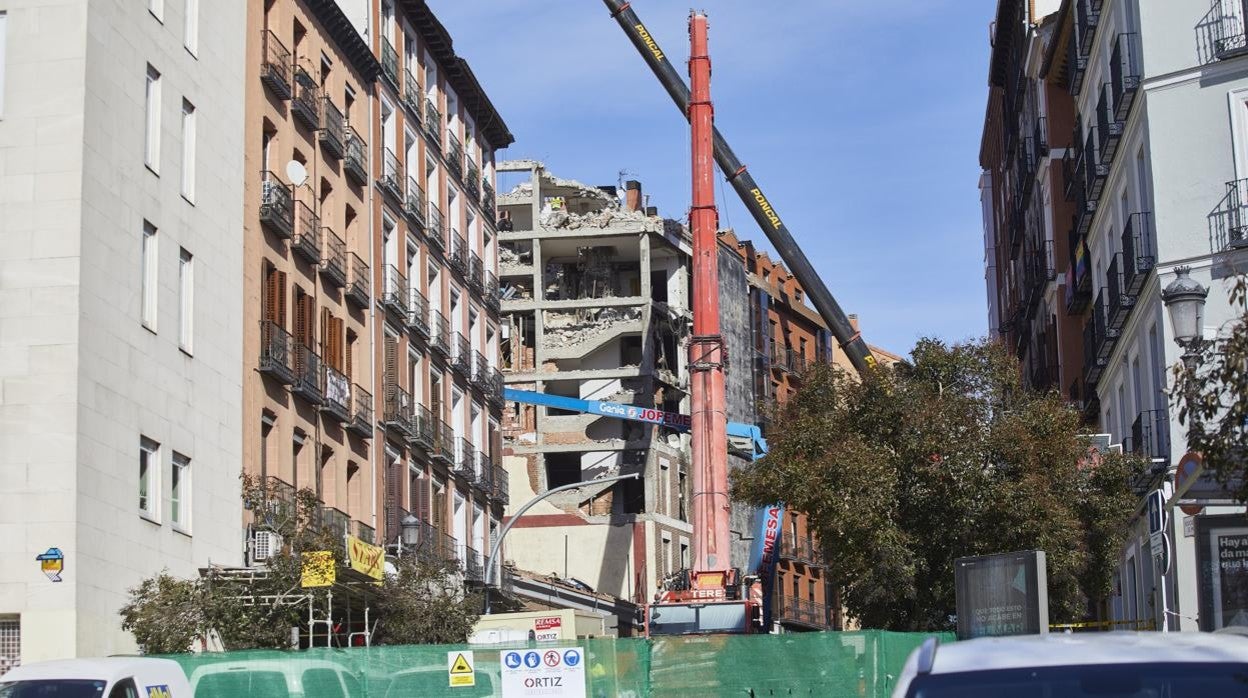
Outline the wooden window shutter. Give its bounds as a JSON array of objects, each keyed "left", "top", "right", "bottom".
[
  {"left": 332, "top": 317, "right": 345, "bottom": 370},
  {"left": 345, "top": 333, "right": 355, "bottom": 382},
  {"left": 292, "top": 290, "right": 306, "bottom": 346},
  {"left": 264, "top": 267, "right": 277, "bottom": 323},
  {"left": 384, "top": 334, "right": 398, "bottom": 386},
  {"left": 386, "top": 459, "right": 401, "bottom": 542},
  {"left": 266, "top": 268, "right": 288, "bottom": 327},
  {"left": 304, "top": 294, "right": 316, "bottom": 347},
  {"left": 417, "top": 475, "right": 431, "bottom": 522},
  {"left": 320, "top": 307, "right": 330, "bottom": 358}
]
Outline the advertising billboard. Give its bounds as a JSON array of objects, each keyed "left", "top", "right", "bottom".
[{"left": 954, "top": 550, "right": 1048, "bottom": 640}]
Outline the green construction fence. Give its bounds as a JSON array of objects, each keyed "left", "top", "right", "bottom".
[{"left": 165, "top": 630, "right": 949, "bottom": 697}]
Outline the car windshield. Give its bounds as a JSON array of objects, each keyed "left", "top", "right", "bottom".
[
  {"left": 649, "top": 603, "right": 747, "bottom": 635},
  {"left": 0, "top": 680, "right": 107, "bottom": 698},
  {"left": 908, "top": 662, "right": 1248, "bottom": 698}
]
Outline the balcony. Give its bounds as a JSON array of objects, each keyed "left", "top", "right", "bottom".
[
  {"left": 292, "top": 201, "right": 321, "bottom": 265},
  {"left": 321, "top": 364, "right": 351, "bottom": 422},
  {"left": 260, "top": 30, "right": 292, "bottom": 100},
  {"left": 291, "top": 66, "right": 321, "bottom": 131},
  {"left": 1030, "top": 360, "right": 1059, "bottom": 393},
  {"left": 344, "top": 126, "right": 368, "bottom": 186},
  {"left": 1073, "top": 179, "right": 1097, "bottom": 237},
  {"left": 1083, "top": 290, "right": 1114, "bottom": 388},
  {"left": 473, "top": 451, "right": 492, "bottom": 495},
  {"left": 258, "top": 320, "right": 295, "bottom": 384},
  {"left": 1213, "top": 0, "right": 1248, "bottom": 59},
  {"left": 379, "top": 148, "right": 404, "bottom": 202},
  {"left": 463, "top": 544, "right": 484, "bottom": 583},
  {"left": 291, "top": 344, "right": 323, "bottom": 405},
  {"left": 353, "top": 520, "right": 376, "bottom": 546},
  {"left": 427, "top": 204, "right": 446, "bottom": 252},
  {"left": 449, "top": 230, "right": 468, "bottom": 276},
  {"left": 446, "top": 133, "right": 464, "bottom": 182},
  {"left": 469, "top": 251, "right": 484, "bottom": 293},
  {"left": 417, "top": 526, "right": 456, "bottom": 565},
  {"left": 402, "top": 70, "right": 422, "bottom": 124},
  {"left": 404, "top": 177, "right": 426, "bottom": 230},
  {"left": 259, "top": 170, "right": 294, "bottom": 238},
  {"left": 319, "top": 227, "right": 347, "bottom": 288},
  {"left": 346, "top": 253, "right": 370, "bottom": 309},
  {"left": 471, "top": 351, "right": 489, "bottom": 390},
  {"left": 770, "top": 346, "right": 807, "bottom": 375},
  {"left": 486, "top": 367, "right": 505, "bottom": 407},
  {"left": 383, "top": 382, "right": 414, "bottom": 437},
  {"left": 1106, "top": 254, "right": 1135, "bottom": 329},
  {"left": 1083, "top": 127, "right": 1109, "bottom": 203},
  {"left": 411, "top": 403, "right": 435, "bottom": 451},
  {"left": 1068, "top": 376, "right": 1101, "bottom": 421},
  {"left": 492, "top": 464, "right": 509, "bottom": 504},
  {"left": 424, "top": 98, "right": 441, "bottom": 147},
  {"left": 1095, "top": 84, "right": 1123, "bottom": 166},
  {"left": 429, "top": 310, "right": 450, "bottom": 357},
  {"left": 466, "top": 162, "right": 481, "bottom": 202},
  {"left": 348, "top": 384, "right": 373, "bottom": 438},
  {"left": 779, "top": 536, "right": 822, "bottom": 566},
  {"left": 320, "top": 97, "right": 345, "bottom": 160},
  {"left": 773, "top": 595, "right": 830, "bottom": 630},
  {"left": 1067, "top": 30, "right": 1088, "bottom": 97},
  {"left": 453, "top": 437, "right": 475, "bottom": 482},
  {"left": 380, "top": 36, "right": 399, "bottom": 90},
  {"left": 316, "top": 506, "right": 351, "bottom": 543},
  {"left": 1121, "top": 212, "right": 1156, "bottom": 297},
  {"left": 1032, "top": 116, "right": 1049, "bottom": 158},
  {"left": 1111, "top": 33, "right": 1141, "bottom": 120},
  {"left": 432, "top": 418, "right": 454, "bottom": 464},
  {"left": 1218, "top": 179, "right": 1248, "bottom": 251},
  {"left": 451, "top": 333, "right": 471, "bottom": 376},
  {"left": 381, "top": 266, "right": 409, "bottom": 319},
  {"left": 1076, "top": 0, "right": 1100, "bottom": 56},
  {"left": 485, "top": 271, "right": 499, "bottom": 313},
  {"left": 1129, "top": 409, "right": 1170, "bottom": 465},
  {"left": 407, "top": 287, "right": 429, "bottom": 338},
  {"left": 482, "top": 182, "right": 496, "bottom": 220}
]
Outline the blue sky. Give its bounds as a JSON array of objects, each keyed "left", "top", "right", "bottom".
[{"left": 428, "top": 0, "right": 997, "bottom": 355}]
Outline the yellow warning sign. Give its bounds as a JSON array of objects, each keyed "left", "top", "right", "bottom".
[{"left": 448, "top": 650, "right": 475, "bottom": 687}]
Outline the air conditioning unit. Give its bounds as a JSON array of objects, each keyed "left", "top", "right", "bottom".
[
  {"left": 251, "top": 530, "right": 283, "bottom": 563},
  {"left": 1085, "top": 433, "right": 1113, "bottom": 454}
]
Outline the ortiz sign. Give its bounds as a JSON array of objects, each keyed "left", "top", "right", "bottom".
[
  {"left": 347, "top": 535, "right": 385, "bottom": 581},
  {"left": 533, "top": 616, "right": 562, "bottom": 642}
]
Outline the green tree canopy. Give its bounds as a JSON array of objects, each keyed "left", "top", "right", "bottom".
[{"left": 731, "top": 338, "right": 1143, "bottom": 631}]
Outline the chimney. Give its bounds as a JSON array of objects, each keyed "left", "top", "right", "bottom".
[
  {"left": 848, "top": 314, "right": 860, "bottom": 332},
  {"left": 645, "top": 206, "right": 658, "bottom": 217},
  {"left": 625, "top": 180, "right": 643, "bottom": 212}
]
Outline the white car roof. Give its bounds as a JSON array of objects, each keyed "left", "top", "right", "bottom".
[
  {"left": 929, "top": 632, "right": 1248, "bottom": 675},
  {"left": 2, "top": 657, "right": 184, "bottom": 683}
]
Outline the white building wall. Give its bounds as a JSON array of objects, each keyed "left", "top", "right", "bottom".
[{"left": 0, "top": 0, "right": 246, "bottom": 662}]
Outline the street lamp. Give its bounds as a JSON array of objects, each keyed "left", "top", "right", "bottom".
[{"left": 1160, "top": 265, "right": 1209, "bottom": 370}]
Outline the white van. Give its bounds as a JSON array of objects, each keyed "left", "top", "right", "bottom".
[
  {"left": 0, "top": 657, "right": 191, "bottom": 698},
  {"left": 186, "top": 657, "right": 360, "bottom": 698}
]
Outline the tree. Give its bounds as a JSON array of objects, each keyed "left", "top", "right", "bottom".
[
  {"left": 121, "top": 474, "right": 481, "bottom": 651},
  {"left": 731, "top": 338, "right": 1144, "bottom": 631},
  {"left": 1173, "top": 273, "right": 1248, "bottom": 501}
]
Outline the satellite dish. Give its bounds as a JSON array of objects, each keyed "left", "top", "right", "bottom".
[{"left": 286, "top": 160, "right": 308, "bottom": 187}]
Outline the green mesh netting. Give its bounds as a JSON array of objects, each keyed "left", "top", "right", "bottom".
[{"left": 165, "top": 631, "right": 946, "bottom": 697}]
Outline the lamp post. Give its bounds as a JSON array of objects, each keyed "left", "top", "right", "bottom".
[
  {"left": 1161, "top": 266, "right": 1210, "bottom": 442},
  {"left": 398, "top": 514, "right": 421, "bottom": 557},
  {"left": 482, "top": 472, "right": 641, "bottom": 614}
]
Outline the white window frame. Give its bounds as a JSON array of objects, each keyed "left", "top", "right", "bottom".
[
  {"left": 140, "top": 437, "right": 161, "bottom": 521},
  {"left": 145, "top": 65, "right": 162, "bottom": 172},
  {"left": 142, "top": 222, "right": 158, "bottom": 331},
  {"left": 178, "top": 248, "right": 194, "bottom": 353},
  {"left": 0, "top": 12, "right": 8, "bottom": 119},
  {"left": 171, "top": 451, "right": 191, "bottom": 532},
  {"left": 181, "top": 100, "right": 196, "bottom": 202},
  {"left": 184, "top": 0, "right": 198, "bottom": 56},
  {"left": 149, "top": 0, "right": 164, "bottom": 23}
]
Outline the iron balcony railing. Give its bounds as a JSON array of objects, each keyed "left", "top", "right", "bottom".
[
  {"left": 347, "top": 253, "right": 370, "bottom": 309},
  {"left": 1073, "top": 175, "right": 1096, "bottom": 237},
  {"left": 1064, "top": 236, "right": 1093, "bottom": 316},
  {"left": 317, "top": 506, "right": 350, "bottom": 543},
  {"left": 1129, "top": 409, "right": 1171, "bottom": 464},
  {"left": 353, "top": 520, "right": 375, "bottom": 545},
  {"left": 1213, "top": 0, "right": 1248, "bottom": 59},
  {"left": 1067, "top": 28, "right": 1088, "bottom": 97},
  {"left": 427, "top": 204, "right": 446, "bottom": 251},
  {"left": 292, "top": 201, "right": 321, "bottom": 264},
  {"left": 349, "top": 384, "right": 373, "bottom": 437},
  {"left": 320, "top": 96, "right": 345, "bottom": 159},
  {"left": 487, "top": 367, "right": 505, "bottom": 406},
  {"left": 432, "top": 418, "right": 455, "bottom": 463},
  {"left": 421, "top": 527, "right": 456, "bottom": 565},
  {"left": 320, "top": 227, "right": 347, "bottom": 288},
  {"left": 1096, "top": 83, "right": 1123, "bottom": 167},
  {"left": 471, "top": 351, "right": 489, "bottom": 388},
  {"left": 382, "top": 265, "right": 409, "bottom": 318},
  {"left": 463, "top": 544, "right": 484, "bottom": 582},
  {"left": 492, "top": 464, "right": 509, "bottom": 504},
  {"left": 1220, "top": 179, "right": 1248, "bottom": 251},
  {"left": 424, "top": 98, "right": 441, "bottom": 146},
  {"left": 473, "top": 451, "right": 492, "bottom": 494},
  {"left": 469, "top": 251, "right": 484, "bottom": 292},
  {"left": 1083, "top": 126, "right": 1109, "bottom": 204},
  {"left": 406, "top": 287, "right": 429, "bottom": 338},
  {"left": 383, "top": 382, "right": 414, "bottom": 437},
  {"left": 449, "top": 230, "right": 468, "bottom": 276},
  {"left": 254, "top": 476, "right": 297, "bottom": 525},
  {"left": 291, "top": 66, "right": 321, "bottom": 131},
  {"left": 411, "top": 403, "right": 435, "bottom": 450},
  {"left": 321, "top": 363, "right": 351, "bottom": 422},
  {"left": 260, "top": 30, "right": 292, "bottom": 100},
  {"left": 1032, "top": 115, "right": 1049, "bottom": 157},
  {"left": 482, "top": 181, "right": 496, "bottom": 219},
  {"left": 452, "top": 333, "right": 471, "bottom": 375},
  {"left": 344, "top": 126, "right": 368, "bottom": 186},
  {"left": 404, "top": 176, "right": 426, "bottom": 229},
  {"left": 466, "top": 162, "right": 481, "bottom": 202},
  {"left": 1121, "top": 212, "right": 1156, "bottom": 296},
  {"left": 485, "top": 271, "right": 500, "bottom": 313},
  {"left": 259, "top": 320, "right": 295, "bottom": 383},
  {"left": 1030, "top": 360, "right": 1059, "bottom": 393},
  {"left": 1106, "top": 253, "right": 1135, "bottom": 329},
  {"left": 773, "top": 595, "right": 829, "bottom": 629},
  {"left": 447, "top": 133, "right": 464, "bottom": 181},
  {"left": 291, "top": 344, "right": 323, "bottom": 405},
  {"left": 1076, "top": 0, "right": 1100, "bottom": 56},
  {"left": 429, "top": 310, "right": 450, "bottom": 356},
  {"left": 403, "top": 70, "right": 422, "bottom": 123},
  {"left": 380, "top": 36, "right": 399, "bottom": 89},
  {"left": 1111, "top": 33, "right": 1141, "bottom": 120},
  {"left": 379, "top": 148, "right": 404, "bottom": 201},
  {"left": 259, "top": 170, "right": 294, "bottom": 238}
]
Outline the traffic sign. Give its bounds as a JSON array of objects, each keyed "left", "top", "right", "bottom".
[
  {"left": 448, "top": 651, "right": 475, "bottom": 688},
  {"left": 1148, "top": 489, "right": 1167, "bottom": 536},
  {"left": 501, "top": 645, "right": 586, "bottom": 698}
]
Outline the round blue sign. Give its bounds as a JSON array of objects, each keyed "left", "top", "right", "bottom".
[
  {"left": 524, "top": 651, "right": 541, "bottom": 668},
  {"left": 563, "top": 650, "right": 581, "bottom": 667},
  {"left": 504, "top": 652, "right": 522, "bottom": 669}
]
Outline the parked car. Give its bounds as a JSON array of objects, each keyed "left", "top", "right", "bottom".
[
  {"left": 186, "top": 656, "right": 360, "bottom": 698},
  {"left": 892, "top": 631, "right": 1248, "bottom": 697},
  {"left": 0, "top": 657, "right": 190, "bottom": 698}
]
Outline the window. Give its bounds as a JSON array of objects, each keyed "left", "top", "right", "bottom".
[
  {"left": 184, "top": 0, "right": 198, "bottom": 55},
  {"left": 149, "top": 0, "right": 163, "bottom": 22},
  {"left": 178, "top": 248, "right": 193, "bottom": 352},
  {"left": 142, "top": 222, "right": 158, "bottom": 330},
  {"left": 0, "top": 616, "right": 19, "bottom": 675},
  {"left": 0, "top": 12, "right": 7, "bottom": 119},
  {"left": 171, "top": 452, "right": 190, "bottom": 531},
  {"left": 180, "top": 100, "right": 196, "bottom": 201},
  {"left": 140, "top": 437, "right": 160, "bottom": 520},
  {"left": 145, "top": 65, "right": 161, "bottom": 171}
]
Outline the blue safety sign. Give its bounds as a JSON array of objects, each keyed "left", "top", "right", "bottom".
[
  {"left": 505, "top": 652, "right": 522, "bottom": 669},
  {"left": 563, "top": 649, "right": 581, "bottom": 667},
  {"left": 524, "top": 651, "right": 541, "bottom": 668}
]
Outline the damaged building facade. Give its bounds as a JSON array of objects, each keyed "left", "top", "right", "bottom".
[{"left": 497, "top": 162, "right": 699, "bottom": 603}]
